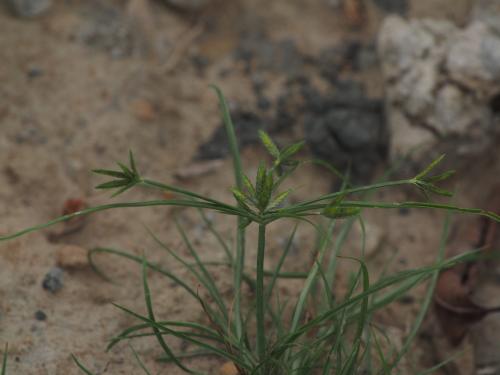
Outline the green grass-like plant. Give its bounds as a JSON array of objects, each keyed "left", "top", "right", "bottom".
[
  {"left": 1, "top": 344, "right": 7, "bottom": 375},
  {"left": 1, "top": 86, "right": 499, "bottom": 374}
]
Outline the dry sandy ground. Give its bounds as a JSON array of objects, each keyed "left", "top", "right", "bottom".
[{"left": 1, "top": 0, "right": 498, "bottom": 374}]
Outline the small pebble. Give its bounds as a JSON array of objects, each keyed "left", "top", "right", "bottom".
[
  {"left": 131, "top": 99, "right": 157, "bottom": 122},
  {"left": 42, "top": 267, "right": 64, "bottom": 293},
  {"left": 398, "top": 207, "right": 410, "bottom": 216},
  {"left": 56, "top": 245, "right": 89, "bottom": 269},
  {"left": 219, "top": 361, "right": 238, "bottom": 375},
  {"left": 27, "top": 67, "right": 43, "bottom": 79},
  {"left": 397, "top": 295, "right": 415, "bottom": 304},
  {"left": 34, "top": 310, "right": 47, "bottom": 321}
]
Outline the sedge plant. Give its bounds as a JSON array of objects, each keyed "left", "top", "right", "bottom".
[{"left": 1, "top": 86, "right": 500, "bottom": 374}]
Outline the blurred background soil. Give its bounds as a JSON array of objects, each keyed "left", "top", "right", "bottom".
[{"left": 1, "top": 0, "right": 499, "bottom": 374}]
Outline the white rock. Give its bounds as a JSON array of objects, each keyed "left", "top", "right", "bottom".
[
  {"left": 388, "top": 110, "right": 435, "bottom": 158},
  {"left": 378, "top": 15, "right": 500, "bottom": 164},
  {"left": 481, "top": 33, "right": 500, "bottom": 79},
  {"left": 432, "top": 85, "right": 491, "bottom": 136},
  {"left": 446, "top": 23, "right": 496, "bottom": 87},
  {"left": 397, "top": 63, "right": 437, "bottom": 117},
  {"left": 472, "top": 0, "right": 500, "bottom": 33},
  {"left": 378, "top": 16, "right": 435, "bottom": 79}
]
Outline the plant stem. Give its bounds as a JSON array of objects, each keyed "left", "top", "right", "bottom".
[
  {"left": 290, "top": 179, "right": 413, "bottom": 208},
  {"left": 141, "top": 179, "right": 234, "bottom": 208},
  {"left": 256, "top": 223, "right": 267, "bottom": 367},
  {"left": 234, "top": 227, "right": 245, "bottom": 339}
]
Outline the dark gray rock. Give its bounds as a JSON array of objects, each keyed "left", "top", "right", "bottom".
[
  {"left": 34, "top": 310, "right": 47, "bottom": 321},
  {"left": 304, "top": 82, "right": 387, "bottom": 182},
  {"left": 42, "top": 267, "right": 63, "bottom": 294},
  {"left": 27, "top": 67, "right": 43, "bottom": 79}
]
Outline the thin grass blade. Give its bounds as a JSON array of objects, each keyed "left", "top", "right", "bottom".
[
  {"left": 140, "top": 259, "right": 197, "bottom": 374},
  {"left": 1, "top": 344, "right": 7, "bottom": 375},
  {"left": 174, "top": 220, "right": 229, "bottom": 324},
  {"left": 197, "top": 209, "right": 233, "bottom": 263},
  {"left": 111, "top": 302, "right": 247, "bottom": 368},
  {"left": 71, "top": 355, "right": 96, "bottom": 375},
  {"left": 339, "top": 258, "right": 370, "bottom": 374},
  {"left": 88, "top": 247, "right": 201, "bottom": 301},
  {"left": 129, "top": 344, "right": 153, "bottom": 375}
]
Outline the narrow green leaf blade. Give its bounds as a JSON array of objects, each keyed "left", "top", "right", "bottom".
[
  {"left": 141, "top": 259, "right": 196, "bottom": 374},
  {"left": 415, "top": 154, "right": 446, "bottom": 180},
  {"left": 423, "top": 183, "right": 453, "bottom": 197},
  {"left": 129, "top": 344, "right": 153, "bottom": 375},
  {"left": 322, "top": 206, "right": 361, "bottom": 219},
  {"left": 91, "top": 169, "right": 127, "bottom": 178},
  {"left": 110, "top": 182, "right": 136, "bottom": 198},
  {"left": 117, "top": 161, "right": 133, "bottom": 177},
  {"left": 71, "top": 354, "right": 96, "bottom": 375},
  {"left": 1, "top": 344, "right": 7, "bottom": 375},
  {"left": 424, "top": 169, "right": 455, "bottom": 183},
  {"left": 129, "top": 150, "right": 138, "bottom": 175},
  {"left": 95, "top": 179, "right": 129, "bottom": 190}
]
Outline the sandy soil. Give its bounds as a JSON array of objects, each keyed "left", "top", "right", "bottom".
[{"left": 1, "top": 0, "right": 498, "bottom": 374}]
